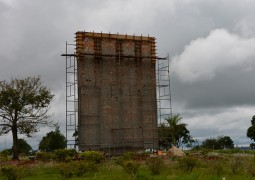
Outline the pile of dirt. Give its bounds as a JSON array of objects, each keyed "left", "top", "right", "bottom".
[{"left": 167, "top": 146, "right": 185, "bottom": 157}]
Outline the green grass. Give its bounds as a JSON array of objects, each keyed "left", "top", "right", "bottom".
[{"left": 1, "top": 151, "right": 255, "bottom": 179}]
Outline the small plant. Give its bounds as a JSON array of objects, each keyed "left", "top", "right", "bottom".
[
  {"left": 1, "top": 149, "right": 12, "bottom": 156},
  {"left": 1, "top": 165, "right": 24, "bottom": 180},
  {"left": 246, "top": 156, "right": 255, "bottom": 177},
  {"left": 122, "top": 160, "right": 141, "bottom": 178},
  {"left": 135, "top": 173, "right": 150, "bottom": 180},
  {"left": 58, "top": 161, "right": 98, "bottom": 179},
  {"left": 208, "top": 160, "right": 224, "bottom": 177},
  {"left": 112, "top": 152, "right": 134, "bottom": 166},
  {"left": 0, "top": 154, "right": 9, "bottom": 164},
  {"left": 54, "top": 149, "right": 77, "bottom": 162},
  {"left": 112, "top": 152, "right": 140, "bottom": 178},
  {"left": 74, "top": 161, "right": 98, "bottom": 177},
  {"left": 80, "top": 151, "right": 103, "bottom": 164},
  {"left": 230, "top": 156, "right": 244, "bottom": 175},
  {"left": 247, "top": 165, "right": 255, "bottom": 177},
  {"left": 200, "top": 149, "right": 209, "bottom": 159},
  {"left": 35, "top": 152, "right": 53, "bottom": 162},
  {"left": 58, "top": 163, "right": 74, "bottom": 180},
  {"left": 146, "top": 157, "right": 165, "bottom": 175},
  {"left": 179, "top": 156, "right": 197, "bottom": 174}
]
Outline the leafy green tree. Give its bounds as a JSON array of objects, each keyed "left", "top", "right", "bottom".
[
  {"left": 159, "top": 114, "right": 194, "bottom": 149},
  {"left": 0, "top": 76, "right": 54, "bottom": 160},
  {"left": 17, "top": 138, "right": 32, "bottom": 155},
  {"left": 202, "top": 138, "right": 219, "bottom": 150},
  {"left": 250, "top": 143, "right": 255, "bottom": 149},
  {"left": 201, "top": 136, "right": 234, "bottom": 150},
  {"left": 39, "top": 127, "right": 66, "bottom": 152},
  {"left": 247, "top": 115, "right": 255, "bottom": 142},
  {"left": 217, "top": 136, "right": 234, "bottom": 149}
]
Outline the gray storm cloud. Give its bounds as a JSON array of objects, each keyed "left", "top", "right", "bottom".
[
  {"left": 1, "top": 0, "right": 255, "bottom": 149},
  {"left": 172, "top": 29, "right": 255, "bottom": 83}
]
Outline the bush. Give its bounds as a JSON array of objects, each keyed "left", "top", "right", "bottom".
[
  {"left": 122, "top": 160, "right": 140, "bottom": 177},
  {"left": 74, "top": 161, "right": 98, "bottom": 177},
  {"left": 80, "top": 151, "right": 103, "bottom": 164},
  {"left": 135, "top": 173, "right": 150, "bottom": 180},
  {"left": 112, "top": 152, "right": 134, "bottom": 166},
  {"left": 146, "top": 157, "right": 165, "bottom": 175},
  {"left": 58, "top": 163, "right": 74, "bottom": 179},
  {"left": 35, "top": 152, "right": 53, "bottom": 162},
  {"left": 58, "top": 161, "right": 98, "bottom": 179},
  {"left": 247, "top": 165, "right": 255, "bottom": 177},
  {"left": 0, "top": 153, "right": 9, "bottom": 162},
  {"left": 230, "top": 156, "right": 244, "bottom": 175},
  {"left": 1, "top": 149, "right": 12, "bottom": 156},
  {"left": 179, "top": 156, "right": 197, "bottom": 174},
  {"left": 0, "top": 165, "right": 24, "bottom": 180},
  {"left": 208, "top": 160, "right": 224, "bottom": 177},
  {"left": 111, "top": 152, "right": 140, "bottom": 177},
  {"left": 54, "top": 149, "right": 77, "bottom": 162}
]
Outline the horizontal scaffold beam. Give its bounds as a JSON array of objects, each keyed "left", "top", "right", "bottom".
[{"left": 61, "top": 53, "right": 166, "bottom": 60}]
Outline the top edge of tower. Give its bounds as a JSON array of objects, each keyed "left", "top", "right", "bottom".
[{"left": 75, "top": 31, "right": 156, "bottom": 41}]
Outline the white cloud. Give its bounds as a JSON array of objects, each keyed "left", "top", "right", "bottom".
[
  {"left": 184, "top": 105, "right": 255, "bottom": 145},
  {"left": 172, "top": 29, "right": 255, "bottom": 83}
]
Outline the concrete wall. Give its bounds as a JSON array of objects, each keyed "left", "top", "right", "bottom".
[{"left": 76, "top": 32, "right": 158, "bottom": 153}]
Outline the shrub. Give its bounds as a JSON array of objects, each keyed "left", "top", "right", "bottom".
[
  {"left": 0, "top": 165, "right": 25, "bottom": 180},
  {"left": 246, "top": 156, "right": 255, "bottom": 177},
  {"left": 178, "top": 156, "right": 197, "bottom": 174},
  {"left": 122, "top": 160, "right": 140, "bottom": 177},
  {"left": 58, "top": 161, "right": 98, "bottom": 179},
  {"left": 35, "top": 152, "right": 53, "bottom": 162},
  {"left": 112, "top": 152, "right": 134, "bottom": 166},
  {"left": 58, "top": 163, "right": 74, "bottom": 179},
  {"left": 122, "top": 152, "right": 135, "bottom": 160},
  {"left": 74, "top": 161, "right": 98, "bottom": 177},
  {"left": 54, "top": 149, "right": 77, "bottom": 162},
  {"left": 247, "top": 165, "right": 255, "bottom": 177},
  {"left": 0, "top": 153, "right": 9, "bottom": 162},
  {"left": 230, "top": 156, "right": 244, "bottom": 175},
  {"left": 135, "top": 173, "right": 150, "bottom": 180},
  {"left": 80, "top": 151, "right": 103, "bottom": 164},
  {"left": 112, "top": 152, "right": 140, "bottom": 177},
  {"left": 146, "top": 157, "right": 165, "bottom": 175},
  {"left": 1, "top": 149, "right": 12, "bottom": 156},
  {"left": 200, "top": 149, "right": 209, "bottom": 158},
  {"left": 208, "top": 160, "right": 224, "bottom": 177}
]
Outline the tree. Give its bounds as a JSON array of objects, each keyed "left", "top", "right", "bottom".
[
  {"left": 201, "top": 136, "right": 234, "bottom": 150},
  {"left": 217, "top": 136, "right": 234, "bottom": 149},
  {"left": 159, "top": 114, "right": 194, "bottom": 149},
  {"left": 17, "top": 138, "right": 32, "bottom": 155},
  {"left": 247, "top": 115, "right": 255, "bottom": 141},
  {"left": 39, "top": 126, "right": 66, "bottom": 152},
  {"left": 0, "top": 76, "right": 54, "bottom": 159},
  {"left": 250, "top": 143, "right": 255, "bottom": 149},
  {"left": 202, "top": 138, "right": 219, "bottom": 150}
]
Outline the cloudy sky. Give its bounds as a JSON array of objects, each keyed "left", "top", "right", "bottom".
[{"left": 1, "top": 0, "right": 255, "bottom": 149}]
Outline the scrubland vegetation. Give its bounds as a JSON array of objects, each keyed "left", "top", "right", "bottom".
[{"left": 1, "top": 149, "right": 255, "bottom": 180}]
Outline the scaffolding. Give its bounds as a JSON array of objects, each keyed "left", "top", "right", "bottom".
[
  {"left": 62, "top": 42, "right": 78, "bottom": 149},
  {"left": 62, "top": 32, "right": 172, "bottom": 151},
  {"left": 157, "top": 55, "right": 172, "bottom": 125}
]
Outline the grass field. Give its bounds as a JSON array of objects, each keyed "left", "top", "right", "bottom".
[{"left": 1, "top": 149, "right": 255, "bottom": 179}]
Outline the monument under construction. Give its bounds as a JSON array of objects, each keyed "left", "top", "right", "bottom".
[{"left": 63, "top": 31, "right": 172, "bottom": 154}]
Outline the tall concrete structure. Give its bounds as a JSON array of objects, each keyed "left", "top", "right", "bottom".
[{"left": 75, "top": 32, "right": 158, "bottom": 153}]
